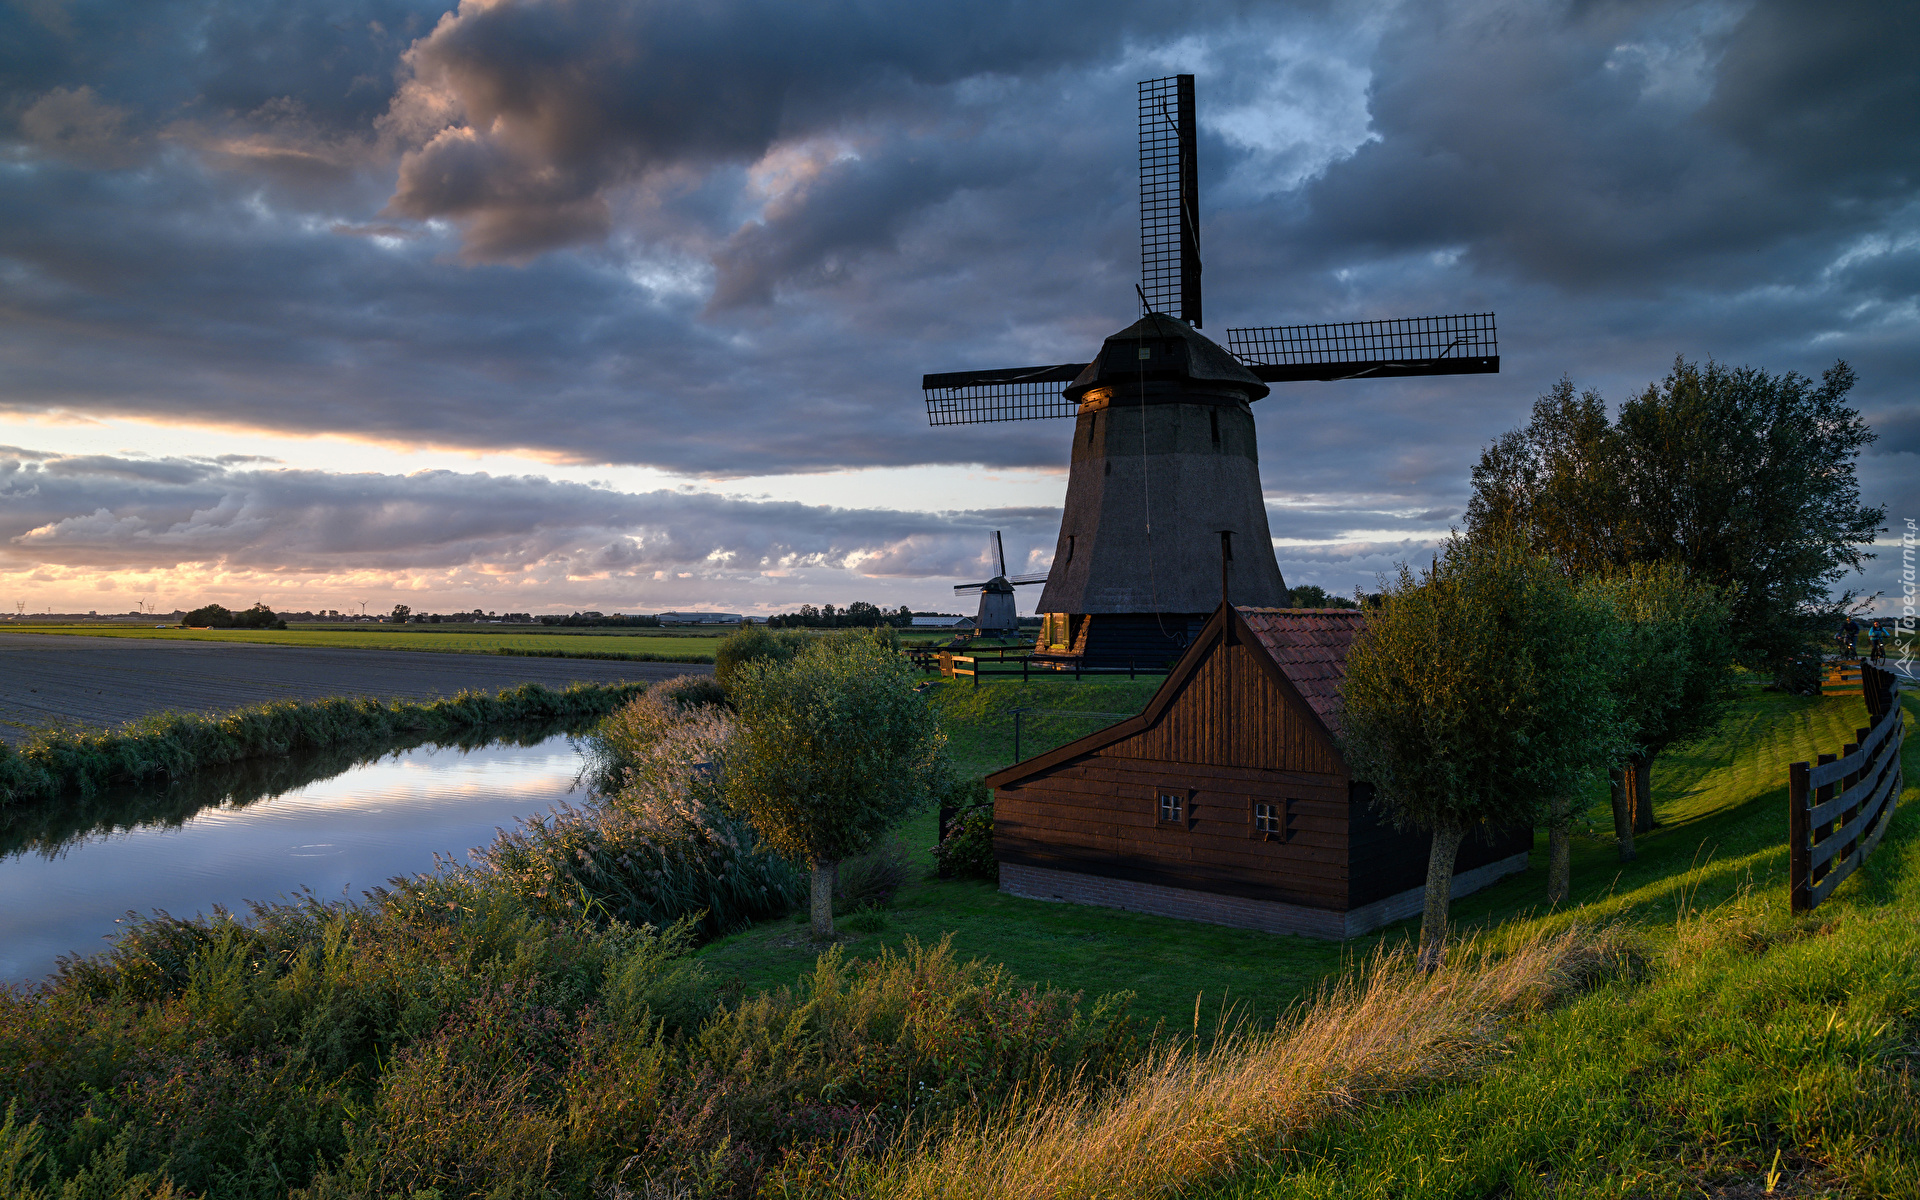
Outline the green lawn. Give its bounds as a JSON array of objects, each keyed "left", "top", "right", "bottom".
[
  {"left": 1202, "top": 688, "right": 1920, "bottom": 1200},
  {"left": 2, "top": 623, "right": 723, "bottom": 659},
  {"left": 699, "top": 678, "right": 1913, "bottom": 1041}
]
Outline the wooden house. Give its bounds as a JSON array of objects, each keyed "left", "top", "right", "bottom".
[{"left": 985, "top": 604, "right": 1533, "bottom": 938}]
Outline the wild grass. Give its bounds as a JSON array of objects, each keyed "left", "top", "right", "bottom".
[
  {"left": 827, "top": 925, "right": 1641, "bottom": 1200},
  {"left": 0, "top": 681, "right": 644, "bottom": 811}
]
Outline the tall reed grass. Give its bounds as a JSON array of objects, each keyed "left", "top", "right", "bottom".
[
  {"left": 451, "top": 685, "right": 805, "bottom": 940},
  {"left": 0, "top": 681, "right": 644, "bottom": 810},
  {"left": 787, "top": 925, "right": 1641, "bottom": 1199}
]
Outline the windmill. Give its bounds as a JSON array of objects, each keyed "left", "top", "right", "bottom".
[
  {"left": 952, "top": 531, "right": 1048, "bottom": 635},
  {"left": 922, "top": 75, "right": 1497, "bottom": 667}
]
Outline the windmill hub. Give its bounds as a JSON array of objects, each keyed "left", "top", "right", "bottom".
[{"left": 1064, "top": 314, "right": 1270, "bottom": 409}]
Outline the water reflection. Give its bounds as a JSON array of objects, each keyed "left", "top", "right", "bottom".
[{"left": 0, "top": 726, "right": 590, "bottom": 984}]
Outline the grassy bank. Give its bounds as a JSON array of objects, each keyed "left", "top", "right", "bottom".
[{"left": 0, "top": 681, "right": 644, "bottom": 811}]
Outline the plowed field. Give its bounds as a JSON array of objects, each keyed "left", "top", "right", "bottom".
[{"left": 0, "top": 632, "right": 704, "bottom": 743}]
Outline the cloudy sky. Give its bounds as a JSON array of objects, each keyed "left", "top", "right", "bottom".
[{"left": 1, "top": 0, "right": 1913, "bottom": 618}]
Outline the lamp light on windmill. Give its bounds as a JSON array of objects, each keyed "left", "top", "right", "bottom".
[{"left": 1079, "top": 386, "right": 1113, "bottom": 411}]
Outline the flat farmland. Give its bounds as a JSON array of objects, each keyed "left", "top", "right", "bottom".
[
  {"left": 4, "top": 624, "right": 723, "bottom": 659},
  {"left": 0, "top": 632, "right": 709, "bottom": 744}
]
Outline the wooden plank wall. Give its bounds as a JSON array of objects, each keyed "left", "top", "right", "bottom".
[
  {"left": 995, "top": 752, "right": 1353, "bottom": 909},
  {"left": 1345, "top": 790, "right": 1535, "bottom": 907},
  {"left": 1101, "top": 639, "right": 1341, "bottom": 773}
]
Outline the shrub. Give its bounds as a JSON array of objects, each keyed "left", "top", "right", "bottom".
[
  {"left": 657, "top": 672, "right": 729, "bottom": 711},
  {"left": 835, "top": 839, "right": 911, "bottom": 911},
  {"left": 934, "top": 806, "right": 998, "bottom": 882},
  {"left": 714, "top": 626, "right": 803, "bottom": 689}
]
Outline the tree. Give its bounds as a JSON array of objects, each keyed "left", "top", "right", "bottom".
[
  {"left": 1468, "top": 360, "right": 1884, "bottom": 680},
  {"left": 182, "top": 603, "right": 233, "bottom": 628},
  {"left": 1340, "top": 534, "right": 1621, "bottom": 965},
  {"left": 1287, "top": 584, "right": 1359, "bottom": 610},
  {"left": 389, "top": 604, "right": 412, "bottom": 624},
  {"left": 1615, "top": 359, "right": 1881, "bottom": 673},
  {"left": 233, "top": 602, "right": 280, "bottom": 630},
  {"left": 1578, "top": 563, "right": 1737, "bottom": 866},
  {"left": 725, "top": 631, "right": 949, "bottom": 938},
  {"left": 1465, "top": 376, "right": 1628, "bottom": 580}
]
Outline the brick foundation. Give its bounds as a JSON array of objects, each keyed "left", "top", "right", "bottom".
[{"left": 1000, "top": 852, "right": 1531, "bottom": 939}]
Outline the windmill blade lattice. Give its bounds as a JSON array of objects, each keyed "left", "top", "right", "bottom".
[
  {"left": 1227, "top": 313, "right": 1498, "bottom": 382},
  {"left": 1139, "top": 75, "right": 1200, "bottom": 325},
  {"left": 922, "top": 364, "right": 1086, "bottom": 425}
]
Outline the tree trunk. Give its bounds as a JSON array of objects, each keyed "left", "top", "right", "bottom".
[
  {"left": 1547, "top": 792, "right": 1571, "bottom": 905},
  {"left": 1418, "top": 822, "right": 1466, "bottom": 972},
  {"left": 1610, "top": 766, "right": 1636, "bottom": 862},
  {"left": 810, "top": 860, "right": 836, "bottom": 940},
  {"left": 1631, "top": 755, "right": 1655, "bottom": 834}
]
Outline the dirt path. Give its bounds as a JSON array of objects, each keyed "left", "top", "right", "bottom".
[{"left": 0, "top": 633, "right": 706, "bottom": 743}]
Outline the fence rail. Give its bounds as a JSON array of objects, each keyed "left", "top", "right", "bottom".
[{"left": 1788, "top": 663, "right": 1905, "bottom": 913}]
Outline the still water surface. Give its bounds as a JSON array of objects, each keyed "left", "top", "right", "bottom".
[{"left": 0, "top": 734, "right": 582, "bottom": 985}]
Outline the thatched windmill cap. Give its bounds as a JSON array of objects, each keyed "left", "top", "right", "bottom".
[{"left": 1063, "top": 313, "right": 1270, "bottom": 406}]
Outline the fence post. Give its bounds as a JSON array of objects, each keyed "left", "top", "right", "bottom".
[
  {"left": 1013, "top": 709, "right": 1022, "bottom": 763},
  {"left": 1789, "top": 760, "right": 1811, "bottom": 913},
  {"left": 1812, "top": 751, "right": 1836, "bottom": 891}
]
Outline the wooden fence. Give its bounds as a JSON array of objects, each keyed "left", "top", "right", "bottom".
[{"left": 1788, "top": 663, "right": 1906, "bottom": 913}]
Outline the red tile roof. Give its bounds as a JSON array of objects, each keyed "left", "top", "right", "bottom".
[{"left": 1236, "top": 607, "right": 1367, "bottom": 737}]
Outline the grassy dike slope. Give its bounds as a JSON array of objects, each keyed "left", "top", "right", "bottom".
[
  {"left": 1190, "top": 688, "right": 1920, "bottom": 1200},
  {"left": 856, "top": 683, "right": 1919, "bottom": 1200},
  {"left": 701, "top": 678, "right": 1908, "bottom": 1031}
]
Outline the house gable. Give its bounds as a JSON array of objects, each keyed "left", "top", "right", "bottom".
[{"left": 986, "top": 603, "right": 1350, "bottom": 790}]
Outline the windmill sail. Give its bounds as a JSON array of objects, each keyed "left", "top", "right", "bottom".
[
  {"left": 1139, "top": 75, "right": 1200, "bottom": 326},
  {"left": 922, "top": 364, "right": 1085, "bottom": 425},
  {"left": 1226, "top": 313, "right": 1498, "bottom": 382}
]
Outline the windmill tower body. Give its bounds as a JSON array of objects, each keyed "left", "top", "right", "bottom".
[
  {"left": 1035, "top": 316, "right": 1286, "bottom": 662},
  {"left": 975, "top": 581, "right": 1019, "bottom": 633},
  {"left": 954, "top": 530, "right": 1044, "bottom": 635}
]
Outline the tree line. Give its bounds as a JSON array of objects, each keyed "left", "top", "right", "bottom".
[
  {"left": 765, "top": 602, "right": 916, "bottom": 628},
  {"left": 1342, "top": 356, "right": 1884, "bottom": 967}
]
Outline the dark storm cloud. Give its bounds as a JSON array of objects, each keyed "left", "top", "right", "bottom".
[
  {"left": 0, "top": 0, "right": 1914, "bottom": 606},
  {"left": 1286, "top": 0, "right": 1919, "bottom": 291},
  {"left": 379, "top": 0, "right": 1220, "bottom": 259}
]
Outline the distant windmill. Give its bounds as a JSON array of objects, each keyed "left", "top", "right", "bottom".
[
  {"left": 923, "top": 75, "right": 1497, "bottom": 666},
  {"left": 953, "top": 531, "right": 1048, "bottom": 634}
]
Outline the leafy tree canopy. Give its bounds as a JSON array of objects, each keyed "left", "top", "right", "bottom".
[
  {"left": 1340, "top": 533, "right": 1623, "bottom": 961},
  {"left": 1287, "top": 584, "right": 1359, "bottom": 610},
  {"left": 723, "top": 630, "right": 948, "bottom": 937},
  {"left": 1467, "top": 358, "right": 1883, "bottom": 673}
]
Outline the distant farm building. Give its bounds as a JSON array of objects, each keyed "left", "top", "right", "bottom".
[
  {"left": 912, "top": 615, "right": 976, "bottom": 629},
  {"left": 654, "top": 612, "right": 748, "bottom": 625},
  {"left": 986, "top": 604, "right": 1532, "bottom": 939}
]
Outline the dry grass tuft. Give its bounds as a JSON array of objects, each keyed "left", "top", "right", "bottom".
[{"left": 863, "top": 924, "right": 1638, "bottom": 1200}]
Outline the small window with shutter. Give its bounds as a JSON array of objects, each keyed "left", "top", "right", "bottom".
[
  {"left": 1157, "top": 790, "right": 1184, "bottom": 826},
  {"left": 1253, "top": 801, "right": 1281, "bottom": 835}
]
